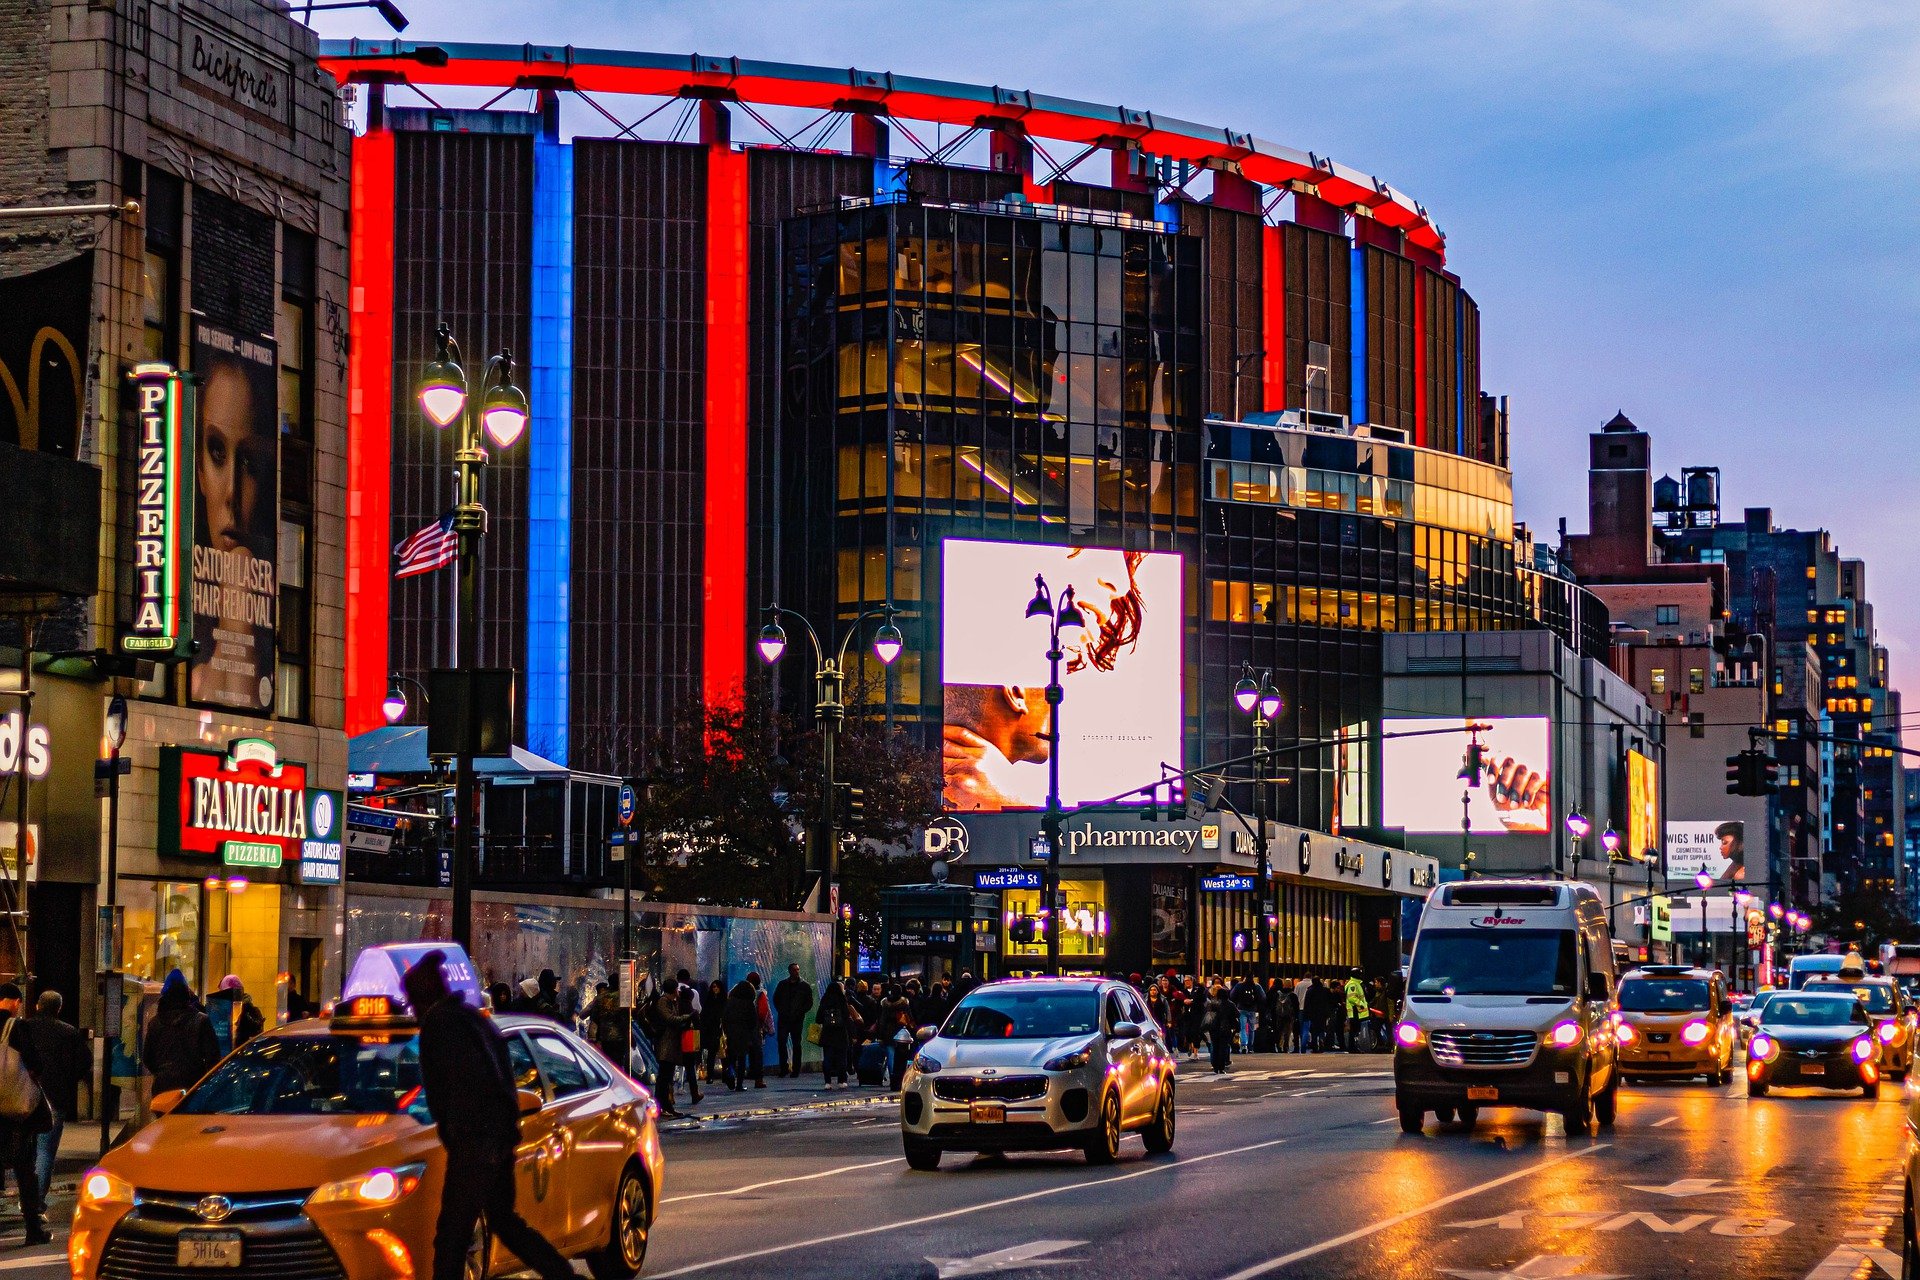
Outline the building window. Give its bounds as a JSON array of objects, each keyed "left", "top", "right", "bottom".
[
  {"left": 1655, "top": 604, "right": 1679, "bottom": 625},
  {"left": 1650, "top": 669, "right": 1667, "bottom": 695},
  {"left": 1688, "top": 668, "right": 1705, "bottom": 694},
  {"left": 276, "top": 226, "right": 316, "bottom": 722},
  {"left": 1688, "top": 711, "right": 1705, "bottom": 739}
]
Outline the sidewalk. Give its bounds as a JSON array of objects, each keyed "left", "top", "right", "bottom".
[{"left": 653, "top": 1069, "right": 899, "bottom": 1130}]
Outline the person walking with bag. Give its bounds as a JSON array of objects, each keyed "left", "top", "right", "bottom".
[
  {"left": 401, "top": 953, "right": 571, "bottom": 1280},
  {"left": 772, "top": 964, "right": 813, "bottom": 1079},
  {"left": 24, "top": 991, "right": 85, "bottom": 1205},
  {"left": 815, "top": 980, "right": 852, "bottom": 1088},
  {"left": 650, "top": 982, "right": 700, "bottom": 1115},
  {"left": 143, "top": 969, "right": 219, "bottom": 1094},
  {"left": 0, "top": 985, "right": 51, "bottom": 1245}
]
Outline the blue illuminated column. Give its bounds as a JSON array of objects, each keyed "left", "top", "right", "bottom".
[
  {"left": 1348, "top": 242, "right": 1367, "bottom": 425},
  {"left": 528, "top": 128, "right": 573, "bottom": 764}
]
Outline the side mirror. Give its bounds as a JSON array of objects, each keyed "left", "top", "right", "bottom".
[
  {"left": 516, "top": 1088, "right": 544, "bottom": 1115},
  {"left": 914, "top": 1025, "right": 938, "bottom": 1044},
  {"left": 1110, "top": 1021, "right": 1142, "bottom": 1040},
  {"left": 1585, "top": 972, "right": 1611, "bottom": 1002},
  {"left": 150, "top": 1089, "right": 185, "bottom": 1116}
]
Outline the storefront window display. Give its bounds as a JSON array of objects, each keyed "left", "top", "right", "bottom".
[
  {"left": 121, "top": 880, "right": 204, "bottom": 989},
  {"left": 1003, "top": 879, "right": 1107, "bottom": 963}
]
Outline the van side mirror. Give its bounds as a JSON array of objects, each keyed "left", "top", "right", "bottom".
[{"left": 1585, "top": 972, "right": 1611, "bottom": 1001}]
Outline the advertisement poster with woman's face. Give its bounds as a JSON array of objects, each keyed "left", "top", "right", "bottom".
[
  {"left": 941, "top": 539, "right": 1183, "bottom": 811},
  {"left": 189, "top": 319, "right": 278, "bottom": 712}
]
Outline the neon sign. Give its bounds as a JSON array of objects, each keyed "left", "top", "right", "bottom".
[
  {"left": 160, "top": 738, "right": 312, "bottom": 869},
  {"left": 123, "top": 363, "right": 196, "bottom": 658}
]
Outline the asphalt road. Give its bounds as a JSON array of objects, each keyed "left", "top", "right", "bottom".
[
  {"left": 2, "top": 1054, "right": 1903, "bottom": 1279},
  {"left": 640, "top": 1054, "right": 1907, "bottom": 1280}
]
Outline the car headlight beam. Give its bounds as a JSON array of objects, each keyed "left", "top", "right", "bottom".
[
  {"left": 79, "top": 1169, "right": 134, "bottom": 1208},
  {"left": 910, "top": 1053, "right": 943, "bottom": 1075},
  {"left": 1393, "top": 1022, "right": 1425, "bottom": 1048},
  {"left": 307, "top": 1163, "right": 427, "bottom": 1209},
  {"left": 1748, "top": 1033, "right": 1778, "bottom": 1062},
  {"left": 1851, "top": 1037, "right": 1875, "bottom": 1064},
  {"left": 1681, "top": 1020, "right": 1710, "bottom": 1045},
  {"left": 1547, "top": 1020, "right": 1584, "bottom": 1049}
]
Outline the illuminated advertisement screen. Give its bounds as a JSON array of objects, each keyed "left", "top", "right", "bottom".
[
  {"left": 941, "top": 539, "right": 1182, "bottom": 811},
  {"left": 1627, "top": 750, "right": 1660, "bottom": 862},
  {"left": 1382, "top": 717, "right": 1551, "bottom": 834}
]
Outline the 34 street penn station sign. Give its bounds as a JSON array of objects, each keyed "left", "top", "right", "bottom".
[{"left": 159, "top": 738, "right": 343, "bottom": 873}]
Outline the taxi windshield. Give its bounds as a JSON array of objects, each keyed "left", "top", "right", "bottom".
[
  {"left": 1617, "top": 979, "right": 1710, "bottom": 1013},
  {"left": 1760, "top": 997, "right": 1863, "bottom": 1028},
  {"left": 943, "top": 991, "right": 1100, "bottom": 1040},
  {"left": 177, "top": 1034, "right": 428, "bottom": 1117},
  {"left": 1805, "top": 981, "right": 1895, "bottom": 1014}
]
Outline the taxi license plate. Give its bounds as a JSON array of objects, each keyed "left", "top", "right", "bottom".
[
  {"left": 1800, "top": 1063, "right": 1824, "bottom": 1076},
  {"left": 177, "top": 1232, "right": 242, "bottom": 1268},
  {"left": 1466, "top": 1086, "right": 1498, "bottom": 1101},
  {"left": 970, "top": 1101, "right": 1006, "bottom": 1124}
]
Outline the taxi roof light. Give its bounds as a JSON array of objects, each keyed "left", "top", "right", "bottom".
[{"left": 333, "top": 941, "right": 484, "bottom": 1032}]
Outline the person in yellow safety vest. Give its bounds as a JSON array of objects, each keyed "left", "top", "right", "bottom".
[{"left": 1344, "top": 970, "right": 1370, "bottom": 1054}]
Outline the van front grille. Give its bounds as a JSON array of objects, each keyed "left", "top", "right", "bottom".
[{"left": 1430, "top": 1030, "right": 1538, "bottom": 1067}]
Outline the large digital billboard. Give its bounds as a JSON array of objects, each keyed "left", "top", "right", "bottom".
[
  {"left": 1627, "top": 750, "right": 1660, "bottom": 862},
  {"left": 1666, "top": 820, "right": 1745, "bottom": 886},
  {"left": 1382, "top": 717, "right": 1551, "bottom": 834},
  {"left": 941, "top": 540, "right": 1182, "bottom": 811}
]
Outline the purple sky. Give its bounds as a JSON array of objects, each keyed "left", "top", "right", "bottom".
[{"left": 312, "top": 1, "right": 1920, "bottom": 704}]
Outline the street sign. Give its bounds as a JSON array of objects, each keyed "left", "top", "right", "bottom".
[
  {"left": 1027, "top": 834, "right": 1050, "bottom": 861},
  {"left": 973, "top": 868, "right": 1042, "bottom": 890},
  {"left": 618, "top": 783, "right": 635, "bottom": 827},
  {"left": 1200, "top": 873, "right": 1255, "bottom": 892}
]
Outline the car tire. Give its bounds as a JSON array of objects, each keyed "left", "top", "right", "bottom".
[
  {"left": 1142, "top": 1079, "right": 1176, "bottom": 1154},
  {"left": 1718, "top": 1066, "right": 1734, "bottom": 1086},
  {"left": 1457, "top": 1105, "right": 1479, "bottom": 1128},
  {"left": 1866, "top": 1079, "right": 1883, "bottom": 1100},
  {"left": 1433, "top": 1105, "right": 1456, "bottom": 1123},
  {"left": 1901, "top": 1179, "right": 1917, "bottom": 1280},
  {"left": 904, "top": 1138, "right": 942, "bottom": 1171},
  {"left": 587, "top": 1164, "right": 650, "bottom": 1280},
  {"left": 1398, "top": 1106, "right": 1424, "bottom": 1134},
  {"left": 1595, "top": 1071, "right": 1618, "bottom": 1127},
  {"left": 1749, "top": 1079, "right": 1768, "bottom": 1098},
  {"left": 1084, "top": 1090, "right": 1122, "bottom": 1165},
  {"left": 1563, "top": 1076, "right": 1593, "bottom": 1137}
]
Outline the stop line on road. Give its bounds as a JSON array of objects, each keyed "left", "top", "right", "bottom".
[
  {"left": 1439, "top": 1257, "right": 1624, "bottom": 1280},
  {"left": 927, "top": 1239, "right": 1087, "bottom": 1278}
]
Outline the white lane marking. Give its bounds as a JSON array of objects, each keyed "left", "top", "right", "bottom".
[
  {"left": 649, "top": 1138, "right": 1288, "bottom": 1276},
  {"left": 1804, "top": 1243, "right": 1900, "bottom": 1279},
  {"left": 1628, "top": 1178, "right": 1733, "bottom": 1196},
  {"left": 928, "top": 1239, "right": 1086, "bottom": 1278},
  {"left": 1371, "top": 1116, "right": 1401, "bottom": 1125},
  {"left": 0, "top": 1249, "right": 64, "bottom": 1273},
  {"left": 1440, "top": 1258, "right": 1624, "bottom": 1280},
  {"left": 1651, "top": 1116, "right": 1679, "bottom": 1128},
  {"left": 1219, "top": 1144, "right": 1608, "bottom": 1279},
  {"left": 660, "top": 1157, "right": 903, "bottom": 1204}
]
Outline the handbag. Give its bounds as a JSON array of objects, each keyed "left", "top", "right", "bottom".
[
  {"left": 0, "top": 1020, "right": 43, "bottom": 1120},
  {"left": 806, "top": 1022, "right": 823, "bottom": 1045},
  {"left": 679, "top": 1027, "right": 700, "bottom": 1056}
]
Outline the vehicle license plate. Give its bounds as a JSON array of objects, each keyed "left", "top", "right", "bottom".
[
  {"left": 1466, "top": 1086, "right": 1498, "bottom": 1101},
  {"left": 1648, "top": 1051, "right": 1669, "bottom": 1060},
  {"left": 177, "top": 1233, "right": 242, "bottom": 1268},
  {"left": 970, "top": 1101, "right": 1006, "bottom": 1124},
  {"left": 1800, "top": 1063, "right": 1824, "bottom": 1076}
]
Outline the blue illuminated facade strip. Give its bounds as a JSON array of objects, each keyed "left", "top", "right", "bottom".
[
  {"left": 1348, "top": 243, "right": 1367, "bottom": 425},
  {"left": 527, "top": 131, "right": 573, "bottom": 764}
]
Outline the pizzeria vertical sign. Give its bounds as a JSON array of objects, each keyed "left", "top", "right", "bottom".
[
  {"left": 122, "top": 363, "right": 196, "bottom": 660},
  {"left": 159, "top": 739, "right": 310, "bottom": 870}
]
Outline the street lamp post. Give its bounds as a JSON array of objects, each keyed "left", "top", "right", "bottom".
[
  {"left": 379, "top": 673, "right": 432, "bottom": 726},
  {"left": 1234, "top": 666, "right": 1284, "bottom": 988},
  {"left": 1024, "top": 576, "right": 1084, "bottom": 977},
  {"left": 1566, "top": 809, "right": 1591, "bottom": 881},
  {"left": 758, "top": 603, "right": 904, "bottom": 974},
  {"left": 1599, "top": 826, "right": 1621, "bottom": 941},
  {"left": 98, "top": 695, "right": 127, "bottom": 1155},
  {"left": 415, "top": 323, "right": 528, "bottom": 951},
  {"left": 1694, "top": 871, "right": 1714, "bottom": 967}
]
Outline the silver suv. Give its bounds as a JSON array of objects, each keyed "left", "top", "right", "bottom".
[{"left": 900, "top": 977, "right": 1176, "bottom": 1170}]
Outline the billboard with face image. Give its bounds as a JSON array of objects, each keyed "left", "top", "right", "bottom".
[
  {"left": 941, "top": 539, "right": 1182, "bottom": 811},
  {"left": 1382, "top": 717, "right": 1552, "bottom": 834}
]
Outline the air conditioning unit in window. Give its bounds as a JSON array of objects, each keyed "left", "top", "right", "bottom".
[{"left": 1274, "top": 408, "right": 1351, "bottom": 436}]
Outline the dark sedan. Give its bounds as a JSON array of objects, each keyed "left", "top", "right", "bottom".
[{"left": 1745, "top": 991, "right": 1883, "bottom": 1098}]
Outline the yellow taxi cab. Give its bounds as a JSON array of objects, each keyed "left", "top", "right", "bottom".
[
  {"left": 70, "top": 943, "right": 663, "bottom": 1280},
  {"left": 1610, "top": 965, "right": 1737, "bottom": 1085}
]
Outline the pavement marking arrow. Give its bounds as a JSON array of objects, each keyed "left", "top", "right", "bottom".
[
  {"left": 926, "top": 1239, "right": 1086, "bottom": 1278},
  {"left": 1439, "top": 1257, "right": 1625, "bottom": 1280},
  {"left": 1626, "top": 1178, "right": 1735, "bottom": 1197}
]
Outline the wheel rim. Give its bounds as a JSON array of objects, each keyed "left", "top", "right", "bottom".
[
  {"left": 616, "top": 1174, "right": 648, "bottom": 1267},
  {"left": 1104, "top": 1095, "right": 1120, "bottom": 1149},
  {"left": 1163, "top": 1087, "right": 1175, "bottom": 1141}
]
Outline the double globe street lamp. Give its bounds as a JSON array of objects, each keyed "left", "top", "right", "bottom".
[
  {"left": 1233, "top": 665, "right": 1284, "bottom": 986},
  {"left": 758, "top": 603, "right": 904, "bottom": 973},
  {"left": 1025, "top": 575, "right": 1084, "bottom": 977},
  {"left": 415, "top": 322, "right": 528, "bottom": 950}
]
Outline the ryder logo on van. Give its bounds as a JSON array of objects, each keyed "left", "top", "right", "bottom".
[{"left": 1468, "top": 914, "right": 1529, "bottom": 928}]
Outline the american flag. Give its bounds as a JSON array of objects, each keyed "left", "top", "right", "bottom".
[{"left": 393, "top": 513, "right": 457, "bottom": 579}]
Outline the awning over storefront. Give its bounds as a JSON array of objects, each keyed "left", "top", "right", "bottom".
[{"left": 348, "top": 726, "right": 569, "bottom": 781}]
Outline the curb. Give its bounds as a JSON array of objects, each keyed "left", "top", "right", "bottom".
[{"left": 661, "top": 1092, "right": 898, "bottom": 1128}]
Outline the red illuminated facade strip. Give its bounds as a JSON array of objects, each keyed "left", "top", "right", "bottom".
[
  {"left": 345, "top": 127, "right": 396, "bottom": 737},
  {"left": 316, "top": 43, "right": 1443, "bottom": 256},
  {"left": 1261, "top": 224, "right": 1285, "bottom": 413},
  {"left": 702, "top": 142, "right": 750, "bottom": 707}
]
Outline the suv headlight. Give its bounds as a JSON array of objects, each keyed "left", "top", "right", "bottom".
[
  {"left": 1043, "top": 1048, "right": 1093, "bottom": 1071},
  {"left": 79, "top": 1169, "right": 134, "bottom": 1208},
  {"left": 307, "top": 1163, "right": 426, "bottom": 1209},
  {"left": 1680, "top": 1020, "right": 1710, "bottom": 1045},
  {"left": 910, "top": 1053, "right": 942, "bottom": 1075}
]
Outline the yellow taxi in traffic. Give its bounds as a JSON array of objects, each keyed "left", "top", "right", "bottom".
[
  {"left": 70, "top": 944, "right": 663, "bottom": 1280},
  {"left": 1611, "top": 965, "right": 1738, "bottom": 1085}
]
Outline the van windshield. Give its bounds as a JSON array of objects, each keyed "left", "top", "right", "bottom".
[{"left": 1409, "top": 930, "right": 1579, "bottom": 997}]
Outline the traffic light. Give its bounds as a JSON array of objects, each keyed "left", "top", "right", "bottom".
[
  {"left": 1760, "top": 754, "right": 1780, "bottom": 794},
  {"left": 1140, "top": 782, "right": 1163, "bottom": 822},
  {"left": 1725, "top": 748, "right": 1779, "bottom": 796},
  {"left": 1008, "top": 916, "right": 1037, "bottom": 944},
  {"left": 1459, "top": 741, "right": 1485, "bottom": 787},
  {"left": 836, "top": 783, "right": 866, "bottom": 824},
  {"left": 1725, "top": 752, "right": 1745, "bottom": 795}
]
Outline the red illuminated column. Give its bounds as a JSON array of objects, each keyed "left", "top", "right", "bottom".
[
  {"left": 1262, "top": 224, "right": 1285, "bottom": 412},
  {"left": 345, "top": 125, "right": 396, "bottom": 736},
  {"left": 703, "top": 104, "right": 749, "bottom": 709},
  {"left": 1209, "top": 169, "right": 1260, "bottom": 215}
]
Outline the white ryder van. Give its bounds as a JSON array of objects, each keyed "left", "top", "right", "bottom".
[{"left": 1392, "top": 880, "right": 1620, "bottom": 1135}]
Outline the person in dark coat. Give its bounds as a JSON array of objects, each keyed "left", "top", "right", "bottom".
[
  {"left": 534, "top": 969, "right": 563, "bottom": 1020},
  {"left": 772, "top": 964, "right": 814, "bottom": 1078},
  {"left": 1273, "top": 980, "right": 1301, "bottom": 1054},
  {"left": 815, "top": 980, "right": 852, "bottom": 1088},
  {"left": 205, "top": 974, "right": 265, "bottom": 1058},
  {"left": 1179, "top": 978, "right": 1207, "bottom": 1060},
  {"left": 402, "top": 952, "right": 572, "bottom": 1280},
  {"left": 700, "top": 980, "right": 727, "bottom": 1085},
  {"left": 1303, "top": 975, "right": 1342, "bottom": 1052},
  {"left": 650, "top": 982, "right": 699, "bottom": 1115},
  {"left": 24, "top": 991, "right": 86, "bottom": 1202},
  {"left": 721, "top": 980, "right": 759, "bottom": 1092},
  {"left": 1204, "top": 983, "right": 1236, "bottom": 1073},
  {"left": 0, "top": 984, "right": 49, "bottom": 1245},
  {"left": 143, "top": 969, "right": 219, "bottom": 1093}
]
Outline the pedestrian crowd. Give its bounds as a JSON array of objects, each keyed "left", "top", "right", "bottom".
[{"left": 1129, "top": 968, "right": 1402, "bottom": 1071}]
